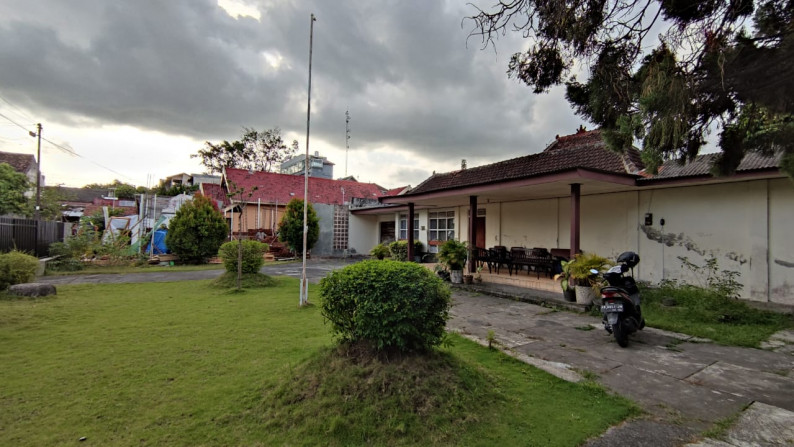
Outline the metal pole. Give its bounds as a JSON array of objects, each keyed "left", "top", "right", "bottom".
[{"left": 300, "top": 13, "right": 316, "bottom": 307}]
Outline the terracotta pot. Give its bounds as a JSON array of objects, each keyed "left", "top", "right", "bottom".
[{"left": 463, "top": 274, "right": 473, "bottom": 284}]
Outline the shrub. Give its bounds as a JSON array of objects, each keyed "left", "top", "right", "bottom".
[
  {"left": 166, "top": 195, "right": 228, "bottom": 264},
  {"left": 278, "top": 198, "right": 319, "bottom": 254},
  {"left": 319, "top": 260, "right": 451, "bottom": 352},
  {"left": 389, "top": 240, "right": 408, "bottom": 261},
  {"left": 218, "top": 240, "right": 269, "bottom": 274},
  {"left": 0, "top": 250, "right": 39, "bottom": 290},
  {"left": 370, "top": 243, "right": 390, "bottom": 260}
]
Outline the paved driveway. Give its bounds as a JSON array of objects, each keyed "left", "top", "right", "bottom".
[{"left": 448, "top": 290, "right": 794, "bottom": 446}]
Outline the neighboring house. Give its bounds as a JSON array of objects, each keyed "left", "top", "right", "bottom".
[
  {"left": 354, "top": 128, "right": 793, "bottom": 305},
  {"left": 160, "top": 172, "right": 221, "bottom": 190},
  {"left": 207, "top": 167, "right": 394, "bottom": 256},
  {"left": 280, "top": 151, "right": 335, "bottom": 179},
  {"left": 0, "top": 150, "right": 41, "bottom": 197},
  {"left": 57, "top": 187, "right": 137, "bottom": 222}
]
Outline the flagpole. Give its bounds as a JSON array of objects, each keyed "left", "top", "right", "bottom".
[{"left": 300, "top": 13, "right": 316, "bottom": 307}]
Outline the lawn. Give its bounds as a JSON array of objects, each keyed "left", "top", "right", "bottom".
[
  {"left": 642, "top": 284, "right": 794, "bottom": 347},
  {"left": 0, "top": 278, "right": 636, "bottom": 445}
]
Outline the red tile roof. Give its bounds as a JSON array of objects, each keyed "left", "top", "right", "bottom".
[
  {"left": 0, "top": 150, "right": 36, "bottom": 173},
  {"left": 406, "top": 129, "right": 644, "bottom": 195},
  {"left": 220, "top": 168, "right": 390, "bottom": 205},
  {"left": 200, "top": 183, "right": 229, "bottom": 207}
]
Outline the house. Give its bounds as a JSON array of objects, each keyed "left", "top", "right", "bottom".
[
  {"left": 55, "top": 187, "right": 138, "bottom": 222},
  {"left": 207, "top": 167, "right": 395, "bottom": 256},
  {"left": 353, "top": 128, "right": 793, "bottom": 306},
  {"left": 0, "top": 150, "right": 41, "bottom": 197},
  {"left": 160, "top": 172, "right": 221, "bottom": 190}
]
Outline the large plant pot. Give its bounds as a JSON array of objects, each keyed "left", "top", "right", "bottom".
[
  {"left": 575, "top": 285, "right": 597, "bottom": 305},
  {"left": 562, "top": 288, "right": 576, "bottom": 302},
  {"left": 450, "top": 270, "right": 463, "bottom": 284}
]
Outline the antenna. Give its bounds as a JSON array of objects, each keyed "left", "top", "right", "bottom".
[{"left": 345, "top": 110, "right": 350, "bottom": 177}]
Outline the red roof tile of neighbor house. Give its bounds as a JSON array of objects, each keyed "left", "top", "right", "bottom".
[
  {"left": 200, "top": 183, "right": 229, "bottom": 207},
  {"left": 221, "top": 168, "right": 390, "bottom": 205},
  {"left": 0, "top": 150, "right": 36, "bottom": 173},
  {"left": 406, "top": 129, "right": 644, "bottom": 196},
  {"left": 640, "top": 151, "right": 782, "bottom": 181}
]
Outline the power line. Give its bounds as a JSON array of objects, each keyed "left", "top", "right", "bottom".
[
  {"left": 0, "top": 93, "right": 36, "bottom": 123},
  {"left": 0, "top": 111, "right": 33, "bottom": 134}
]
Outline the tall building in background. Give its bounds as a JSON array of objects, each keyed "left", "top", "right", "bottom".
[{"left": 280, "top": 151, "right": 334, "bottom": 179}]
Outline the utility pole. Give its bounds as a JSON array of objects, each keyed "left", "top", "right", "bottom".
[
  {"left": 30, "top": 123, "right": 42, "bottom": 221},
  {"left": 300, "top": 13, "right": 316, "bottom": 307},
  {"left": 345, "top": 110, "right": 350, "bottom": 178}
]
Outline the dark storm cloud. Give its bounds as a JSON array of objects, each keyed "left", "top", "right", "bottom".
[{"left": 0, "top": 0, "right": 581, "bottom": 166}]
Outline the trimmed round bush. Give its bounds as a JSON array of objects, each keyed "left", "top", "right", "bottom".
[
  {"left": 319, "top": 260, "right": 451, "bottom": 352},
  {"left": 0, "top": 250, "right": 39, "bottom": 291},
  {"left": 218, "top": 240, "right": 269, "bottom": 274}
]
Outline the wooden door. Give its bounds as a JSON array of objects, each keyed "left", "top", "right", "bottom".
[
  {"left": 380, "top": 221, "right": 395, "bottom": 244},
  {"left": 475, "top": 217, "right": 486, "bottom": 248}
]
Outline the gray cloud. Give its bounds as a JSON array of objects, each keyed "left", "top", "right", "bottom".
[{"left": 0, "top": 0, "right": 584, "bottom": 181}]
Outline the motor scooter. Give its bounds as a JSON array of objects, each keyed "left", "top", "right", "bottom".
[{"left": 592, "top": 251, "right": 645, "bottom": 347}]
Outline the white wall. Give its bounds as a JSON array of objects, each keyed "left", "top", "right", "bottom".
[
  {"left": 349, "top": 214, "right": 378, "bottom": 255},
  {"left": 768, "top": 179, "right": 794, "bottom": 305}
]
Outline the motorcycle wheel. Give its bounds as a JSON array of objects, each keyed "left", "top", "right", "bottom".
[{"left": 613, "top": 321, "right": 629, "bottom": 347}]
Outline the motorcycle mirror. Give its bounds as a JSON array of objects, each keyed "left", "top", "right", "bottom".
[{"left": 589, "top": 269, "right": 599, "bottom": 275}]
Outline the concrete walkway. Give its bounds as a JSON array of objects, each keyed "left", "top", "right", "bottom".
[
  {"left": 36, "top": 261, "right": 794, "bottom": 446},
  {"left": 448, "top": 288, "right": 794, "bottom": 446}
]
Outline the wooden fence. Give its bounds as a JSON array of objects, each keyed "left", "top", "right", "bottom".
[{"left": 0, "top": 217, "right": 66, "bottom": 257}]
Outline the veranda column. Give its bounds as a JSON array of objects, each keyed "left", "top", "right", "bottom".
[
  {"left": 469, "top": 195, "right": 477, "bottom": 273},
  {"left": 570, "top": 183, "right": 581, "bottom": 259},
  {"left": 407, "top": 202, "right": 415, "bottom": 261}
]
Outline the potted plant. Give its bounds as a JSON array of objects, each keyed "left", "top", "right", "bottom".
[
  {"left": 566, "top": 252, "right": 611, "bottom": 304},
  {"left": 473, "top": 266, "right": 483, "bottom": 283},
  {"left": 438, "top": 239, "right": 467, "bottom": 284},
  {"left": 370, "top": 243, "right": 390, "bottom": 260},
  {"left": 554, "top": 259, "right": 576, "bottom": 302}
]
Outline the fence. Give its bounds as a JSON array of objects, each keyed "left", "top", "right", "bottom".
[{"left": 0, "top": 217, "right": 66, "bottom": 257}]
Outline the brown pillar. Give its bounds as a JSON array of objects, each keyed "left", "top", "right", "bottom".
[
  {"left": 570, "top": 183, "right": 580, "bottom": 259},
  {"left": 469, "top": 195, "right": 477, "bottom": 273},
  {"left": 407, "top": 203, "right": 415, "bottom": 261}
]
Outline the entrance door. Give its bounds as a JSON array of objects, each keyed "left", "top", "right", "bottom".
[
  {"left": 380, "top": 221, "right": 395, "bottom": 244},
  {"left": 475, "top": 217, "right": 486, "bottom": 248}
]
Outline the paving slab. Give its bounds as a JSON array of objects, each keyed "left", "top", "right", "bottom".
[
  {"left": 583, "top": 419, "right": 698, "bottom": 447},
  {"left": 685, "top": 362, "right": 794, "bottom": 412},
  {"left": 686, "top": 402, "right": 794, "bottom": 446},
  {"left": 599, "top": 363, "right": 749, "bottom": 426}
]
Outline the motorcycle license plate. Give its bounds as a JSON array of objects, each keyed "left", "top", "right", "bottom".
[{"left": 602, "top": 302, "right": 624, "bottom": 313}]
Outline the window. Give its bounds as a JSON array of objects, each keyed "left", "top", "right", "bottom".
[
  {"left": 398, "top": 214, "right": 419, "bottom": 240},
  {"left": 429, "top": 211, "right": 455, "bottom": 241}
]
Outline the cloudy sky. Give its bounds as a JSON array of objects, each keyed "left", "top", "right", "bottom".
[{"left": 0, "top": 0, "right": 585, "bottom": 189}]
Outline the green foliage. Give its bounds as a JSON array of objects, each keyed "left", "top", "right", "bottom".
[
  {"left": 469, "top": 0, "right": 794, "bottom": 178},
  {"left": 218, "top": 240, "right": 268, "bottom": 274},
  {"left": 191, "top": 127, "right": 298, "bottom": 174},
  {"left": 277, "top": 198, "right": 319, "bottom": 254},
  {"left": 0, "top": 163, "right": 31, "bottom": 217},
  {"left": 566, "top": 253, "right": 611, "bottom": 291},
  {"left": 152, "top": 182, "right": 198, "bottom": 197},
  {"left": 369, "top": 243, "right": 390, "bottom": 260},
  {"left": 166, "top": 195, "right": 228, "bottom": 264},
  {"left": 0, "top": 250, "right": 39, "bottom": 290},
  {"left": 677, "top": 256, "right": 743, "bottom": 299},
  {"left": 85, "top": 208, "right": 126, "bottom": 234},
  {"left": 389, "top": 240, "right": 408, "bottom": 261},
  {"left": 438, "top": 239, "right": 468, "bottom": 270},
  {"left": 642, "top": 282, "right": 794, "bottom": 347},
  {"left": 82, "top": 180, "right": 142, "bottom": 199},
  {"left": 319, "top": 260, "right": 451, "bottom": 352}
]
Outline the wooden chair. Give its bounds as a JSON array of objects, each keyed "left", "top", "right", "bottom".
[{"left": 490, "top": 246, "right": 512, "bottom": 275}]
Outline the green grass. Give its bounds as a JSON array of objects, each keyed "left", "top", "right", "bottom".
[
  {"left": 0, "top": 279, "right": 636, "bottom": 445},
  {"left": 642, "top": 284, "right": 794, "bottom": 347}
]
